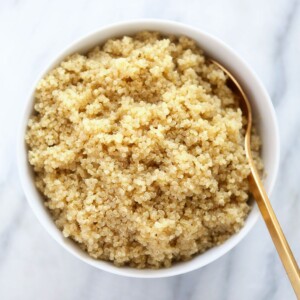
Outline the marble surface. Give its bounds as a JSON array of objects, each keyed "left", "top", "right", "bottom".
[{"left": 0, "top": 0, "right": 299, "bottom": 299}]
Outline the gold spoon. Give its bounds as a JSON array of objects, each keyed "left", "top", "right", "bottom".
[{"left": 211, "top": 60, "right": 300, "bottom": 298}]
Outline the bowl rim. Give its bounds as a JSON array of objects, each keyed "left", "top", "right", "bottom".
[{"left": 17, "top": 18, "right": 280, "bottom": 278}]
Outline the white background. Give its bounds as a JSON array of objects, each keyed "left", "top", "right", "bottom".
[{"left": 0, "top": 0, "right": 299, "bottom": 299}]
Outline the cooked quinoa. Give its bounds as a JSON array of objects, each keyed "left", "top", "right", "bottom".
[{"left": 26, "top": 31, "right": 262, "bottom": 268}]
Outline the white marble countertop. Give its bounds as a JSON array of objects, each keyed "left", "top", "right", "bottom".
[{"left": 1, "top": 0, "right": 300, "bottom": 299}]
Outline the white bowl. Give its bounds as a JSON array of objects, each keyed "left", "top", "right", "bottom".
[{"left": 18, "top": 19, "right": 280, "bottom": 278}]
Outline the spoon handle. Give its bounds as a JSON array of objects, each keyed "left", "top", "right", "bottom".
[{"left": 249, "top": 167, "right": 300, "bottom": 298}]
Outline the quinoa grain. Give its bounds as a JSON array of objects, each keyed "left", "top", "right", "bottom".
[{"left": 26, "top": 32, "right": 262, "bottom": 268}]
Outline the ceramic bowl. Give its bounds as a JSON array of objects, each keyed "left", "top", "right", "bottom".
[{"left": 18, "top": 19, "right": 280, "bottom": 278}]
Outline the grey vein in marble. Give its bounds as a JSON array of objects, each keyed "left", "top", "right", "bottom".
[{"left": 271, "top": 0, "right": 299, "bottom": 107}]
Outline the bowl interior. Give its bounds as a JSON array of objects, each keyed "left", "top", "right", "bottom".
[{"left": 18, "top": 20, "right": 279, "bottom": 278}]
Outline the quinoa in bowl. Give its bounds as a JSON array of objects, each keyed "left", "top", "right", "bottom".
[{"left": 26, "top": 31, "right": 262, "bottom": 269}]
